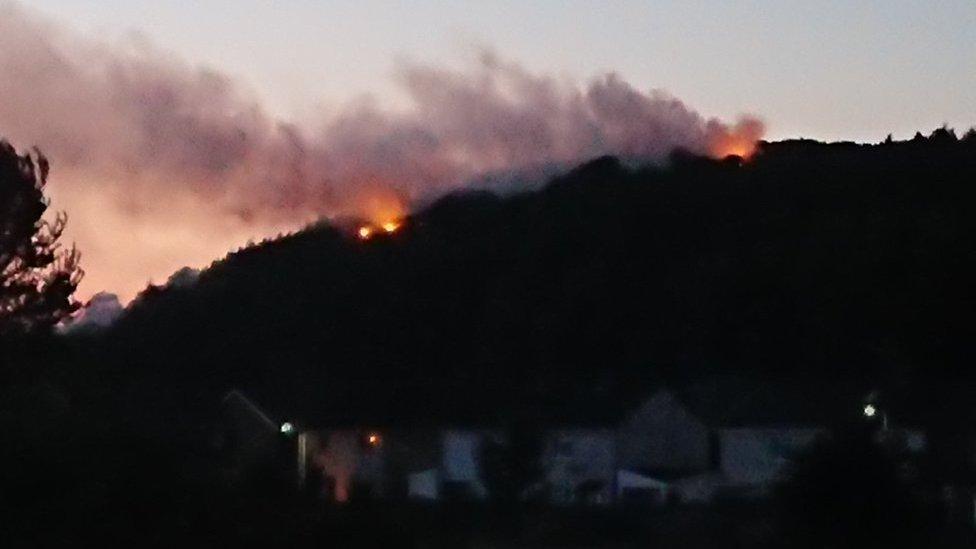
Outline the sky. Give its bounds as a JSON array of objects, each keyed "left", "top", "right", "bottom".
[
  {"left": 29, "top": 0, "right": 976, "bottom": 142},
  {"left": 4, "top": 1, "right": 976, "bottom": 303}
]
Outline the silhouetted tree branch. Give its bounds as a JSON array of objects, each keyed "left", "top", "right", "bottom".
[{"left": 0, "top": 141, "right": 82, "bottom": 335}]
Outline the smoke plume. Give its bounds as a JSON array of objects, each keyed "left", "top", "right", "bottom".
[{"left": 0, "top": 3, "right": 764, "bottom": 301}]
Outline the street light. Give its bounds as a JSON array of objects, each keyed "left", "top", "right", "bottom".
[
  {"left": 280, "top": 422, "right": 295, "bottom": 435},
  {"left": 367, "top": 432, "right": 382, "bottom": 447},
  {"left": 862, "top": 403, "right": 888, "bottom": 430}
]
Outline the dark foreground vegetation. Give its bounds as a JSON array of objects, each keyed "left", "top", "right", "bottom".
[{"left": 2, "top": 129, "right": 976, "bottom": 546}]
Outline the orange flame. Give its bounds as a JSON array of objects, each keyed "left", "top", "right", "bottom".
[
  {"left": 350, "top": 188, "right": 406, "bottom": 240},
  {"left": 356, "top": 220, "right": 402, "bottom": 241},
  {"left": 714, "top": 139, "right": 756, "bottom": 159},
  {"left": 358, "top": 189, "right": 406, "bottom": 226},
  {"left": 708, "top": 117, "right": 765, "bottom": 160}
]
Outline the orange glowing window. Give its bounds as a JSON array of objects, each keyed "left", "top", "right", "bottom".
[{"left": 381, "top": 221, "right": 399, "bottom": 234}]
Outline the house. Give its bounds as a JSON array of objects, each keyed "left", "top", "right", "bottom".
[
  {"left": 542, "top": 428, "right": 616, "bottom": 505},
  {"left": 718, "top": 427, "right": 825, "bottom": 497},
  {"left": 307, "top": 429, "right": 386, "bottom": 501},
  {"left": 611, "top": 388, "right": 738, "bottom": 505},
  {"left": 612, "top": 383, "right": 846, "bottom": 503},
  {"left": 690, "top": 381, "right": 927, "bottom": 500},
  {"left": 617, "top": 390, "right": 713, "bottom": 473},
  {"left": 407, "top": 469, "right": 439, "bottom": 500},
  {"left": 288, "top": 387, "right": 833, "bottom": 505},
  {"left": 216, "top": 390, "right": 287, "bottom": 486},
  {"left": 615, "top": 469, "right": 671, "bottom": 505},
  {"left": 291, "top": 427, "right": 387, "bottom": 501},
  {"left": 382, "top": 429, "right": 441, "bottom": 499},
  {"left": 440, "top": 429, "right": 493, "bottom": 499},
  {"left": 614, "top": 469, "right": 718, "bottom": 505},
  {"left": 223, "top": 382, "right": 926, "bottom": 508},
  {"left": 211, "top": 390, "right": 389, "bottom": 501},
  {"left": 679, "top": 381, "right": 839, "bottom": 500},
  {"left": 299, "top": 427, "right": 495, "bottom": 503}
]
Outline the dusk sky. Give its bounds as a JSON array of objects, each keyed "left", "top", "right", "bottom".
[
  {"left": 30, "top": 0, "right": 975, "bottom": 142},
  {"left": 3, "top": 1, "right": 975, "bottom": 302}
]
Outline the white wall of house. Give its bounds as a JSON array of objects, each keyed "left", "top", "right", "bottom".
[
  {"left": 615, "top": 470, "right": 719, "bottom": 505},
  {"left": 408, "top": 469, "right": 440, "bottom": 500},
  {"left": 616, "top": 469, "right": 670, "bottom": 505},
  {"left": 719, "top": 427, "right": 824, "bottom": 487},
  {"left": 441, "top": 430, "right": 490, "bottom": 499}
]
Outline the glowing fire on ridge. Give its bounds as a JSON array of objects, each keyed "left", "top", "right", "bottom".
[
  {"left": 718, "top": 142, "right": 755, "bottom": 159},
  {"left": 707, "top": 117, "right": 765, "bottom": 160},
  {"left": 353, "top": 190, "right": 406, "bottom": 240},
  {"left": 356, "top": 219, "right": 402, "bottom": 240},
  {"left": 710, "top": 135, "right": 760, "bottom": 160}
]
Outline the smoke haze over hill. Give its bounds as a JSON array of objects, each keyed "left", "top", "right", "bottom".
[{"left": 0, "top": 2, "right": 763, "bottom": 301}]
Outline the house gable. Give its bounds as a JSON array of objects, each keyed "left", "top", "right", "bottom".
[{"left": 616, "top": 390, "right": 712, "bottom": 474}]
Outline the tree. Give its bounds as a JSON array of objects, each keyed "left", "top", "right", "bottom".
[
  {"left": 929, "top": 126, "right": 958, "bottom": 145},
  {"left": 774, "top": 428, "right": 930, "bottom": 548},
  {"left": 479, "top": 423, "right": 544, "bottom": 505},
  {"left": 0, "top": 141, "right": 82, "bottom": 335}
]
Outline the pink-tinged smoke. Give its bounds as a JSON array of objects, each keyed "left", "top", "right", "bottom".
[{"left": 0, "top": 3, "right": 764, "bottom": 302}]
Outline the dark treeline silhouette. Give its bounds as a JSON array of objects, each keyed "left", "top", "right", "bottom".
[
  {"left": 3, "top": 129, "right": 976, "bottom": 546},
  {"left": 94, "top": 129, "right": 976, "bottom": 431},
  {"left": 774, "top": 425, "right": 935, "bottom": 548}
]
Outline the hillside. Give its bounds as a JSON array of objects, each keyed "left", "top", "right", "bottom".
[{"left": 97, "top": 130, "right": 976, "bottom": 430}]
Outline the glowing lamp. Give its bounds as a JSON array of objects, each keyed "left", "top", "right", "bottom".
[
  {"left": 382, "top": 221, "right": 399, "bottom": 234},
  {"left": 280, "top": 422, "right": 295, "bottom": 435},
  {"left": 863, "top": 404, "right": 876, "bottom": 418},
  {"left": 367, "top": 432, "right": 382, "bottom": 447},
  {"left": 357, "top": 226, "right": 372, "bottom": 239}
]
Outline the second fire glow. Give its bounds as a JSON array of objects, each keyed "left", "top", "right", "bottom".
[{"left": 358, "top": 221, "right": 400, "bottom": 240}]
